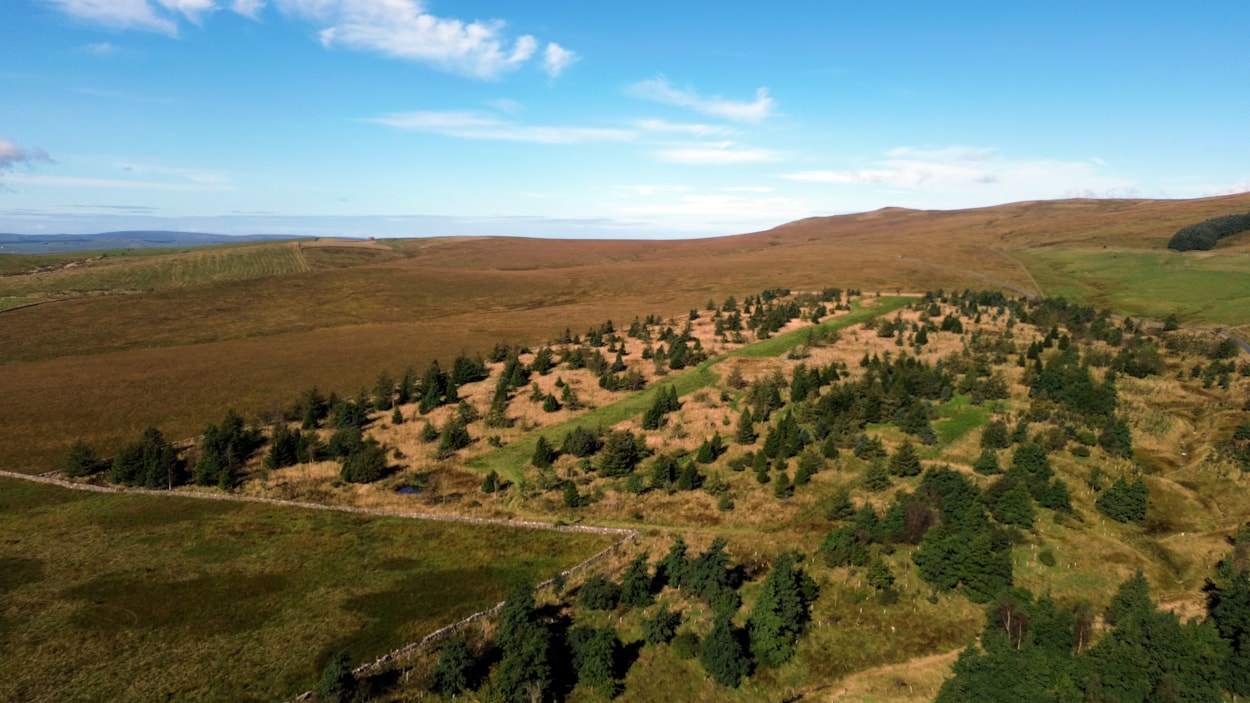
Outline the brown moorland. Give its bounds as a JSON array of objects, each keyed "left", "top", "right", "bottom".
[{"left": 2, "top": 193, "right": 1248, "bottom": 473}]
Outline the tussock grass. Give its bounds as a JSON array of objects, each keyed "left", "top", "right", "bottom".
[{"left": 0, "top": 477, "right": 614, "bottom": 703}]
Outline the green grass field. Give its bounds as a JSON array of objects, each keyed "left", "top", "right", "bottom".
[
  {"left": 0, "top": 478, "right": 615, "bottom": 703},
  {"left": 1015, "top": 248, "right": 1250, "bottom": 327},
  {"left": 0, "top": 242, "right": 309, "bottom": 301}
]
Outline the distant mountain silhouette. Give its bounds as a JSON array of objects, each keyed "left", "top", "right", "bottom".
[{"left": 0, "top": 231, "right": 309, "bottom": 254}]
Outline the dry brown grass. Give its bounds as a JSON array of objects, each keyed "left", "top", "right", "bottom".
[{"left": 4, "top": 193, "right": 1249, "bottom": 476}]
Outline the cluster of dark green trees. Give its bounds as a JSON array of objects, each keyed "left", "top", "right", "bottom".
[
  {"left": 1167, "top": 212, "right": 1250, "bottom": 251},
  {"left": 418, "top": 539, "right": 817, "bottom": 700},
  {"left": 937, "top": 526, "right": 1250, "bottom": 702}
]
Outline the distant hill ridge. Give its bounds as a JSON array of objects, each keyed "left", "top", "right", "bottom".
[{"left": 0, "top": 231, "right": 308, "bottom": 254}]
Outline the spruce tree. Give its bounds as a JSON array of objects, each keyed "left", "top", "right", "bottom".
[
  {"left": 620, "top": 553, "right": 654, "bottom": 607},
  {"left": 531, "top": 436, "right": 555, "bottom": 468},
  {"left": 432, "top": 637, "right": 473, "bottom": 697},
  {"left": 701, "top": 616, "right": 750, "bottom": 687},
  {"left": 62, "top": 439, "right": 102, "bottom": 477},
  {"left": 735, "top": 407, "right": 757, "bottom": 445},
  {"left": 889, "top": 440, "right": 923, "bottom": 477},
  {"left": 748, "top": 552, "right": 817, "bottom": 667}
]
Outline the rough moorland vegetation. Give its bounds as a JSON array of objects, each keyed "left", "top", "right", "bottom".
[{"left": 38, "top": 284, "right": 1250, "bottom": 702}]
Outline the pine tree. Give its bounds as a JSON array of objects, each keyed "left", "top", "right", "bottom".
[
  {"left": 863, "top": 461, "right": 891, "bottom": 492},
  {"left": 436, "top": 416, "right": 471, "bottom": 458},
  {"left": 481, "top": 469, "right": 500, "bottom": 493},
  {"left": 568, "top": 626, "right": 621, "bottom": 698},
  {"left": 642, "top": 607, "right": 681, "bottom": 645},
  {"left": 531, "top": 436, "right": 555, "bottom": 468},
  {"left": 62, "top": 439, "right": 102, "bottom": 477},
  {"left": 432, "top": 637, "right": 473, "bottom": 697},
  {"left": 773, "top": 471, "right": 794, "bottom": 499},
  {"left": 889, "top": 440, "right": 923, "bottom": 477},
  {"left": 372, "top": 370, "right": 394, "bottom": 411},
  {"left": 315, "top": 650, "right": 356, "bottom": 703},
  {"left": 973, "top": 448, "right": 1002, "bottom": 475},
  {"left": 701, "top": 616, "right": 750, "bottom": 687},
  {"left": 620, "top": 553, "right": 654, "bottom": 607},
  {"left": 748, "top": 552, "right": 817, "bottom": 667},
  {"left": 656, "top": 537, "right": 689, "bottom": 590},
  {"left": 981, "top": 419, "right": 1010, "bottom": 449},
  {"left": 1099, "top": 415, "right": 1134, "bottom": 458},
  {"left": 735, "top": 407, "right": 757, "bottom": 445}
]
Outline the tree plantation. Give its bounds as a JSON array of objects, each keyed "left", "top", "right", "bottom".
[{"left": 44, "top": 285, "right": 1250, "bottom": 701}]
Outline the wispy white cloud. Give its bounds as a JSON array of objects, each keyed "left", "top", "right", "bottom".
[
  {"left": 0, "top": 140, "right": 53, "bottom": 189},
  {"left": 618, "top": 192, "right": 806, "bottom": 221},
  {"left": 231, "top": 0, "right": 263, "bottom": 19},
  {"left": 367, "top": 110, "right": 635, "bottom": 144},
  {"left": 47, "top": 0, "right": 559, "bottom": 79},
  {"left": 6, "top": 173, "right": 231, "bottom": 191},
  {"left": 655, "top": 142, "right": 778, "bottom": 165},
  {"left": 279, "top": 0, "right": 550, "bottom": 79},
  {"left": 542, "top": 42, "right": 577, "bottom": 78},
  {"left": 485, "top": 98, "right": 523, "bottom": 115},
  {"left": 84, "top": 41, "right": 119, "bottom": 55},
  {"left": 48, "top": 0, "right": 262, "bottom": 34},
  {"left": 48, "top": 0, "right": 181, "bottom": 34},
  {"left": 637, "top": 119, "right": 736, "bottom": 138},
  {"left": 779, "top": 146, "right": 1140, "bottom": 202},
  {"left": 1207, "top": 181, "right": 1250, "bottom": 197},
  {"left": 628, "top": 76, "right": 775, "bottom": 123}
]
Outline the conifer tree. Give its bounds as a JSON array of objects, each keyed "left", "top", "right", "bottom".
[
  {"left": 432, "top": 637, "right": 473, "bottom": 697},
  {"left": 735, "top": 407, "right": 757, "bottom": 445},
  {"left": 531, "top": 436, "right": 555, "bottom": 468},
  {"left": 701, "top": 616, "right": 750, "bottom": 688},
  {"left": 748, "top": 552, "right": 817, "bottom": 667},
  {"left": 620, "top": 553, "right": 654, "bottom": 607},
  {"left": 889, "top": 440, "right": 923, "bottom": 477}
]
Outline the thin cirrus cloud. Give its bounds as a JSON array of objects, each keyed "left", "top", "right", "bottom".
[
  {"left": 627, "top": 77, "right": 775, "bottom": 123},
  {"left": 779, "top": 146, "right": 1139, "bottom": 200},
  {"left": 47, "top": 0, "right": 232, "bottom": 35},
  {"left": 637, "top": 119, "right": 736, "bottom": 138},
  {"left": 656, "top": 142, "right": 778, "bottom": 165},
  {"left": 366, "top": 111, "right": 635, "bottom": 145}
]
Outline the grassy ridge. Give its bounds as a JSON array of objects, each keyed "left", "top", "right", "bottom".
[
  {"left": 1015, "top": 248, "right": 1250, "bottom": 326},
  {"left": 470, "top": 297, "right": 912, "bottom": 482},
  {"left": 0, "top": 478, "right": 614, "bottom": 703}
]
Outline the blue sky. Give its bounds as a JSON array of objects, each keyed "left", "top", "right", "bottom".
[{"left": 2, "top": 1, "right": 1248, "bottom": 239}]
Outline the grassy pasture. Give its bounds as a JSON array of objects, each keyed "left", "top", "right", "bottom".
[
  {"left": 1015, "top": 248, "right": 1250, "bottom": 326},
  {"left": 0, "top": 241, "right": 308, "bottom": 302},
  {"left": 0, "top": 477, "right": 615, "bottom": 703}
]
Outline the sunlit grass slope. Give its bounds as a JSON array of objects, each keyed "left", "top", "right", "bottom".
[{"left": 0, "top": 477, "right": 614, "bottom": 703}]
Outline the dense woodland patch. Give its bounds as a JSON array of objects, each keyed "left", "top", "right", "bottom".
[{"left": 1167, "top": 212, "right": 1250, "bottom": 251}]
